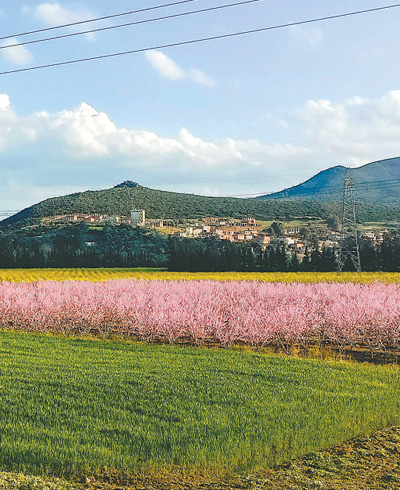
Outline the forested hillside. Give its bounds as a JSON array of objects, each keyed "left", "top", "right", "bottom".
[{"left": 1, "top": 181, "right": 400, "bottom": 229}]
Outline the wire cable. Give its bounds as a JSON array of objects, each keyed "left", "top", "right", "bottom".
[
  {"left": 0, "top": 0, "right": 198, "bottom": 41},
  {"left": 246, "top": 175, "right": 400, "bottom": 199},
  {"left": 1, "top": 177, "right": 400, "bottom": 220},
  {"left": 2, "top": 2, "right": 400, "bottom": 76},
  {"left": 0, "top": 0, "right": 261, "bottom": 51}
]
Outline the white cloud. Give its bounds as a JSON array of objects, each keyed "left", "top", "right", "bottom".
[
  {"left": 0, "top": 94, "right": 11, "bottom": 111},
  {"left": 23, "top": 3, "right": 96, "bottom": 40},
  {"left": 145, "top": 50, "right": 216, "bottom": 87},
  {"left": 0, "top": 38, "right": 33, "bottom": 65},
  {"left": 301, "top": 90, "right": 400, "bottom": 164},
  {"left": 30, "top": 2, "right": 82, "bottom": 25},
  {"left": 46, "top": 103, "right": 308, "bottom": 167},
  {"left": 189, "top": 68, "right": 216, "bottom": 88},
  {"left": 3, "top": 89, "right": 400, "bottom": 213},
  {"left": 145, "top": 50, "right": 185, "bottom": 81},
  {"left": 0, "top": 93, "right": 311, "bottom": 211}
]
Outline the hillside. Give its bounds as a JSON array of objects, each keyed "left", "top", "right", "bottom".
[
  {"left": 2, "top": 155, "right": 400, "bottom": 229},
  {"left": 0, "top": 181, "right": 341, "bottom": 228},
  {"left": 259, "top": 157, "right": 400, "bottom": 203}
]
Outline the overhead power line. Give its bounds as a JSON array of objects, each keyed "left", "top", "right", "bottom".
[
  {"left": 0, "top": 0, "right": 262, "bottom": 51},
  {"left": 0, "top": 0, "right": 197, "bottom": 41},
  {"left": 2, "top": 3, "right": 400, "bottom": 76},
  {"left": 236, "top": 176, "right": 400, "bottom": 199},
  {"left": 261, "top": 175, "right": 400, "bottom": 195}
]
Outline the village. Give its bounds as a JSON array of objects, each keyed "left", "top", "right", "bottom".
[{"left": 47, "top": 209, "right": 391, "bottom": 258}]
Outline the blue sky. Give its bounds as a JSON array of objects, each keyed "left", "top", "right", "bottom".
[{"left": 1, "top": 0, "right": 400, "bottom": 215}]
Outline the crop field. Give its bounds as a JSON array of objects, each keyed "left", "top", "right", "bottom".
[
  {"left": 2, "top": 267, "right": 400, "bottom": 283},
  {"left": 0, "top": 330, "right": 399, "bottom": 483},
  {"left": 1, "top": 279, "right": 400, "bottom": 356},
  {"left": 0, "top": 269, "right": 399, "bottom": 487}
]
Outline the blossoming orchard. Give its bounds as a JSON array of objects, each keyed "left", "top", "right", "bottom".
[{"left": 1, "top": 279, "right": 399, "bottom": 355}]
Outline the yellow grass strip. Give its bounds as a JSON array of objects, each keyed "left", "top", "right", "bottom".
[{"left": 1, "top": 268, "right": 400, "bottom": 283}]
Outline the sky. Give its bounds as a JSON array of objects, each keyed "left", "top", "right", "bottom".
[{"left": 1, "top": 0, "right": 400, "bottom": 216}]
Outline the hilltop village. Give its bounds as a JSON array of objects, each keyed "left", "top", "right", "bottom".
[
  {"left": 46, "top": 209, "right": 391, "bottom": 260},
  {"left": 0, "top": 203, "right": 398, "bottom": 271}
]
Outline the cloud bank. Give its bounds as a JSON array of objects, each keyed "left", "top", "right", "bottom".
[
  {"left": 2, "top": 89, "right": 400, "bottom": 211},
  {"left": 302, "top": 90, "right": 400, "bottom": 164}
]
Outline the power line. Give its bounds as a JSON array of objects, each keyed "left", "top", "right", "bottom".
[
  {"left": 0, "top": 177, "right": 399, "bottom": 203},
  {"left": 261, "top": 176, "right": 400, "bottom": 197},
  {"left": 229, "top": 192, "right": 266, "bottom": 197},
  {"left": 1, "top": 176, "right": 400, "bottom": 217},
  {"left": 2, "top": 2, "right": 400, "bottom": 76},
  {"left": 0, "top": 0, "right": 197, "bottom": 41},
  {"left": 246, "top": 176, "right": 400, "bottom": 200},
  {"left": 221, "top": 183, "right": 400, "bottom": 199},
  {"left": 0, "top": 0, "right": 261, "bottom": 51}
]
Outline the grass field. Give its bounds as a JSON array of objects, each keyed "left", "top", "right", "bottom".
[
  {"left": 1, "top": 268, "right": 399, "bottom": 488},
  {"left": 1, "top": 426, "right": 399, "bottom": 489},
  {"left": 2, "top": 268, "right": 400, "bottom": 283},
  {"left": 0, "top": 330, "right": 399, "bottom": 483}
]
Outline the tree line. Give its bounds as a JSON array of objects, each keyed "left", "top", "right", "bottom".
[
  {"left": 0, "top": 223, "right": 168, "bottom": 269},
  {"left": 1, "top": 223, "right": 400, "bottom": 272},
  {"left": 168, "top": 237, "right": 337, "bottom": 272}
]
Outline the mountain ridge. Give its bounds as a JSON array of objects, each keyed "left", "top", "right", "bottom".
[
  {"left": 1, "top": 157, "right": 400, "bottom": 228},
  {"left": 258, "top": 157, "right": 400, "bottom": 202}
]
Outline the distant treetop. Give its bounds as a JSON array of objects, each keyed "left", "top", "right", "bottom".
[{"left": 114, "top": 181, "right": 141, "bottom": 189}]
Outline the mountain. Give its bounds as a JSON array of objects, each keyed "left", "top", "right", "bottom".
[
  {"left": 258, "top": 157, "right": 400, "bottom": 203},
  {"left": 0, "top": 182, "right": 338, "bottom": 228},
  {"left": 2, "top": 158, "right": 400, "bottom": 229}
]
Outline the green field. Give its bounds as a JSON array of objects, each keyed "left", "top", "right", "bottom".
[{"left": 0, "top": 331, "right": 399, "bottom": 482}]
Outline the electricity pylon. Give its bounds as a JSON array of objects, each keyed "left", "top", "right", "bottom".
[{"left": 337, "top": 176, "right": 361, "bottom": 272}]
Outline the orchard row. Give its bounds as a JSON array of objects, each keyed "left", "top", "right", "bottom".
[{"left": 1, "top": 279, "right": 399, "bottom": 354}]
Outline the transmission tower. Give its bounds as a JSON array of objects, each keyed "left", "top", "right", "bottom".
[{"left": 337, "top": 176, "right": 362, "bottom": 272}]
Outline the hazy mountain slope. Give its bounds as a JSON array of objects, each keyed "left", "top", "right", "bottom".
[
  {"left": 259, "top": 157, "right": 400, "bottom": 203},
  {"left": 258, "top": 166, "right": 347, "bottom": 201}
]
